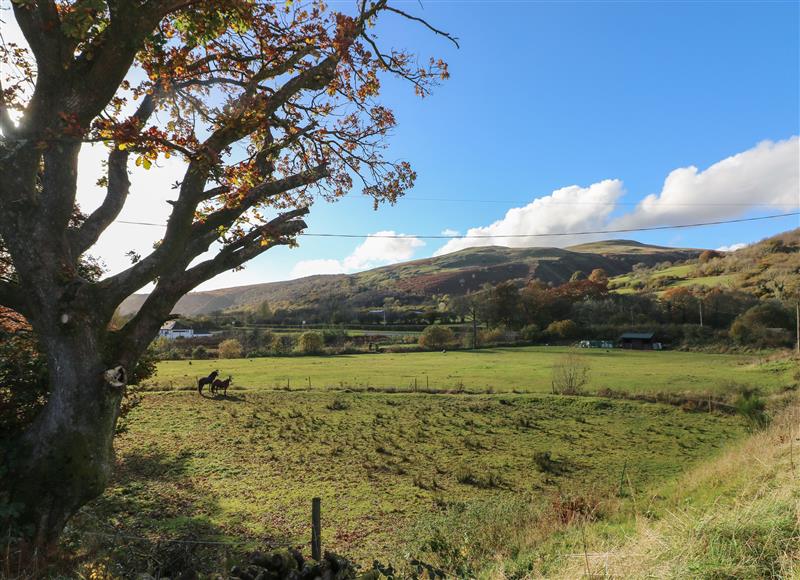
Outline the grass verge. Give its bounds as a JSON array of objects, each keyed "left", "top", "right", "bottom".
[{"left": 426, "top": 395, "right": 800, "bottom": 578}]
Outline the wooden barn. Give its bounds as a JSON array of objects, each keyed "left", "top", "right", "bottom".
[{"left": 618, "top": 331, "right": 662, "bottom": 350}]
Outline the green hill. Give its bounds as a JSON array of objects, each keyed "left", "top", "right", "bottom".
[{"left": 119, "top": 240, "right": 702, "bottom": 316}]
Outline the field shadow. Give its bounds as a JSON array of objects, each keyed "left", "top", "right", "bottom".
[
  {"left": 71, "top": 448, "right": 294, "bottom": 577},
  {"left": 199, "top": 392, "right": 247, "bottom": 403},
  {"left": 215, "top": 393, "right": 247, "bottom": 403}
]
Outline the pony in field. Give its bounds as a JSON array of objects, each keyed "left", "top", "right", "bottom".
[
  {"left": 198, "top": 370, "right": 219, "bottom": 395},
  {"left": 211, "top": 376, "right": 232, "bottom": 397}
]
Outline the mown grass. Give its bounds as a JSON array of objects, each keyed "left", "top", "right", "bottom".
[
  {"left": 72, "top": 390, "right": 746, "bottom": 570},
  {"left": 149, "top": 347, "right": 794, "bottom": 396}
]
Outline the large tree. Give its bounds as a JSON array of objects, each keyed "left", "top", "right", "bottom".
[{"left": 0, "top": 0, "right": 454, "bottom": 546}]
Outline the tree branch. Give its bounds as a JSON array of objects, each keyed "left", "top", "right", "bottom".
[
  {"left": 11, "top": 0, "right": 65, "bottom": 75},
  {"left": 70, "top": 93, "right": 159, "bottom": 255},
  {"left": 123, "top": 53, "right": 343, "bottom": 292},
  {"left": 111, "top": 207, "right": 307, "bottom": 360},
  {"left": 384, "top": 6, "right": 460, "bottom": 48},
  {"left": 68, "top": 5, "right": 171, "bottom": 126},
  {"left": 190, "top": 163, "right": 327, "bottom": 239},
  {"left": 186, "top": 207, "right": 309, "bottom": 282},
  {"left": 98, "top": 163, "right": 324, "bottom": 310},
  {"left": 70, "top": 147, "right": 129, "bottom": 255}
]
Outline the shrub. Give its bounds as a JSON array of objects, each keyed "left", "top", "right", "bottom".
[
  {"left": 326, "top": 397, "right": 351, "bottom": 411},
  {"left": 546, "top": 319, "right": 579, "bottom": 340},
  {"left": 699, "top": 249, "right": 722, "bottom": 263},
  {"left": 218, "top": 338, "right": 243, "bottom": 359},
  {"left": 588, "top": 268, "right": 608, "bottom": 282},
  {"left": 733, "top": 386, "right": 770, "bottom": 432},
  {"left": 481, "top": 326, "right": 517, "bottom": 345},
  {"left": 520, "top": 323, "right": 542, "bottom": 342},
  {"left": 533, "top": 451, "right": 557, "bottom": 473},
  {"left": 271, "top": 335, "right": 296, "bottom": 355},
  {"left": 0, "top": 332, "right": 48, "bottom": 439},
  {"left": 297, "top": 331, "right": 324, "bottom": 354},
  {"left": 730, "top": 302, "right": 793, "bottom": 347},
  {"left": 454, "top": 466, "right": 502, "bottom": 488},
  {"left": 551, "top": 351, "right": 590, "bottom": 394},
  {"left": 191, "top": 346, "right": 209, "bottom": 359},
  {"left": 246, "top": 349, "right": 271, "bottom": 358},
  {"left": 419, "top": 325, "right": 455, "bottom": 350},
  {"left": 570, "top": 270, "right": 586, "bottom": 281},
  {"left": 321, "top": 328, "right": 348, "bottom": 346}
]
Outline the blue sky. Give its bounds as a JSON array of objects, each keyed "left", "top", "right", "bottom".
[
  {"left": 268, "top": 0, "right": 799, "bottom": 287},
  {"left": 7, "top": 0, "right": 796, "bottom": 290}
]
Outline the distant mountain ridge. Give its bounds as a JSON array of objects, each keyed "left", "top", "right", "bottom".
[{"left": 119, "top": 239, "right": 703, "bottom": 316}]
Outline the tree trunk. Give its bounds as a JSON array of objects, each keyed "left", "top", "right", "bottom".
[{"left": 5, "top": 317, "right": 123, "bottom": 549}]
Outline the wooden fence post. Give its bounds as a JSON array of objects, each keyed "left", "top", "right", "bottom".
[
  {"left": 617, "top": 460, "right": 627, "bottom": 497},
  {"left": 311, "top": 497, "right": 321, "bottom": 561}
]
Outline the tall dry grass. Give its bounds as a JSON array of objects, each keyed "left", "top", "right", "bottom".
[{"left": 555, "top": 397, "right": 800, "bottom": 579}]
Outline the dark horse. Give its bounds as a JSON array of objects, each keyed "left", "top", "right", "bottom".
[
  {"left": 198, "top": 370, "right": 219, "bottom": 395},
  {"left": 211, "top": 376, "right": 232, "bottom": 397}
]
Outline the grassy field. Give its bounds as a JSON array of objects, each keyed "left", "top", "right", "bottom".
[
  {"left": 672, "top": 273, "right": 735, "bottom": 288},
  {"left": 66, "top": 348, "right": 799, "bottom": 576},
  {"left": 149, "top": 347, "right": 795, "bottom": 395},
  {"left": 74, "top": 389, "right": 747, "bottom": 572},
  {"left": 609, "top": 263, "right": 736, "bottom": 296}
]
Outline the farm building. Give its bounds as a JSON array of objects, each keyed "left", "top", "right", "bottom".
[
  {"left": 158, "top": 320, "right": 196, "bottom": 340},
  {"left": 618, "top": 332, "right": 662, "bottom": 350}
]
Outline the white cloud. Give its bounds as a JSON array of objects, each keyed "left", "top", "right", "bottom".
[
  {"left": 343, "top": 231, "right": 425, "bottom": 270},
  {"left": 716, "top": 243, "right": 748, "bottom": 252},
  {"left": 613, "top": 137, "right": 799, "bottom": 229},
  {"left": 432, "top": 137, "right": 799, "bottom": 257},
  {"left": 433, "top": 179, "right": 625, "bottom": 255},
  {"left": 290, "top": 231, "right": 425, "bottom": 278},
  {"left": 441, "top": 228, "right": 460, "bottom": 237}
]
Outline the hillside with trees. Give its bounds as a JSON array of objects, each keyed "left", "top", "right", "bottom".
[
  {"left": 609, "top": 228, "right": 800, "bottom": 300},
  {"left": 131, "top": 230, "right": 799, "bottom": 359},
  {"left": 120, "top": 239, "right": 702, "bottom": 319}
]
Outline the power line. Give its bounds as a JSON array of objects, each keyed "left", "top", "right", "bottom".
[
  {"left": 339, "top": 195, "right": 795, "bottom": 207},
  {"left": 116, "top": 211, "right": 799, "bottom": 239},
  {"left": 302, "top": 212, "right": 799, "bottom": 238}
]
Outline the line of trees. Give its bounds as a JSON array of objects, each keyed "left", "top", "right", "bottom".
[{"left": 449, "top": 274, "right": 797, "bottom": 349}]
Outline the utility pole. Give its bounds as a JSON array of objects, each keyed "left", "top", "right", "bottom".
[
  {"left": 469, "top": 305, "right": 478, "bottom": 350},
  {"left": 699, "top": 300, "right": 704, "bottom": 328}
]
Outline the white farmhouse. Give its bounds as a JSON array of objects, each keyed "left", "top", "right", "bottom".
[{"left": 158, "top": 320, "right": 194, "bottom": 340}]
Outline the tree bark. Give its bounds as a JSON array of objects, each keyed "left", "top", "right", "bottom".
[
  {"left": 0, "top": 140, "right": 128, "bottom": 547},
  {"left": 5, "top": 312, "right": 122, "bottom": 549}
]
